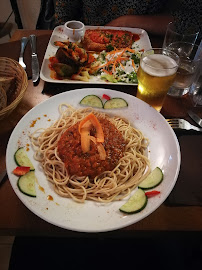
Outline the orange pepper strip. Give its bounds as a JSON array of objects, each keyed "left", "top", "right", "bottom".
[
  {"left": 97, "top": 143, "right": 106, "bottom": 160},
  {"left": 80, "top": 120, "right": 92, "bottom": 153},
  {"left": 90, "top": 137, "right": 106, "bottom": 160},
  {"left": 79, "top": 114, "right": 106, "bottom": 159},
  {"left": 79, "top": 113, "right": 104, "bottom": 143}
]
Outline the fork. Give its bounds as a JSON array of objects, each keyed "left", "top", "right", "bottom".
[
  {"left": 19, "top": 37, "right": 29, "bottom": 70},
  {"left": 167, "top": 118, "right": 202, "bottom": 132}
]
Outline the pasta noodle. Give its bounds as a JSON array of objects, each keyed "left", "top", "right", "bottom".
[{"left": 30, "top": 104, "right": 150, "bottom": 203}]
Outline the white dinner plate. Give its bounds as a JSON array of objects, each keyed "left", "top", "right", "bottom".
[
  {"left": 40, "top": 25, "right": 152, "bottom": 85},
  {"left": 6, "top": 88, "right": 180, "bottom": 233}
]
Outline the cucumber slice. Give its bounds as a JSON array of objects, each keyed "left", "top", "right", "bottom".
[
  {"left": 119, "top": 188, "right": 147, "bottom": 214},
  {"left": 17, "top": 171, "right": 37, "bottom": 197},
  {"left": 80, "top": 95, "right": 103, "bottom": 108},
  {"left": 138, "top": 167, "right": 163, "bottom": 190},
  {"left": 104, "top": 98, "right": 128, "bottom": 109},
  {"left": 14, "top": 148, "right": 35, "bottom": 171}
]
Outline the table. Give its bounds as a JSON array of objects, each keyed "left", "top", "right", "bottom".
[{"left": 0, "top": 30, "right": 202, "bottom": 237}]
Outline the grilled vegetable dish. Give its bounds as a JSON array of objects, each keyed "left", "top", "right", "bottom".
[{"left": 49, "top": 29, "right": 142, "bottom": 83}]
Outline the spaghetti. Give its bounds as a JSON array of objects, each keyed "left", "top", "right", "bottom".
[{"left": 30, "top": 104, "right": 150, "bottom": 203}]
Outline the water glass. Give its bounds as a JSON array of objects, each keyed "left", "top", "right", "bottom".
[
  {"left": 167, "top": 44, "right": 201, "bottom": 97},
  {"left": 163, "top": 22, "right": 199, "bottom": 53},
  {"left": 189, "top": 41, "right": 202, "bottom": 106},
  {"left": 163, "top": 22, "right": 199, "bottom": 97}
]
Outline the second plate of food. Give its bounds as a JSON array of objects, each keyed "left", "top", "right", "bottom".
[{"left": 40, "top": 25, "right": 152, "bottom": 85}]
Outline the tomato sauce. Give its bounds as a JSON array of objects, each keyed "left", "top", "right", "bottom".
[
  {"left": 88, "top": 29, "right": 136, "bottom": 48},
  {"left": 57, "top": 118, "right": 126, "bottom": 179}
]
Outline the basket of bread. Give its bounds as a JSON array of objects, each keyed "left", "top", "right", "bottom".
[{"left": 0, "top": 57, "right": 28, "bottom": 120}]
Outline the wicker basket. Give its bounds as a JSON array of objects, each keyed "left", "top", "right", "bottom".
[{"left": 0, "top": 57, "right": 28, "bottom": 120}]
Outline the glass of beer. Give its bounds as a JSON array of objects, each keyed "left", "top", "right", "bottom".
[{"left": 136, "top": 48, "right": 180, "bottom": 112}]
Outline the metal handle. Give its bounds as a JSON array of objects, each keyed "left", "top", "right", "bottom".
[
  {"left": 30, "top": 35, "right": 37, "bottom": 54},
  {"left": 20, "top": 37, "right": 28, "bottom": 57}
]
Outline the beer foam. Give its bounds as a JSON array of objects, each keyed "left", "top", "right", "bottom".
[{"left": 141, "top": 54, "right": 178, "bottom": 77}]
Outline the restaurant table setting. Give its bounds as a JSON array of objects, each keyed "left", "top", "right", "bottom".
[{"left": 0, "top": 23, "right": 202, "bottom": 235}]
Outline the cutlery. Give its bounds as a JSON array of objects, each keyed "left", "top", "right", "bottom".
[
  {"left": 30, "top": 35, "right": 39, "bottom": 83},
  {"left": 187, "top": 110, "right": 202, "bottom": 127},
  {"left": 167, "top": 118, "right": 202, "bottom": 132},
  {"left": 19, "top": 37, "right": 29, "bottom": 70}
]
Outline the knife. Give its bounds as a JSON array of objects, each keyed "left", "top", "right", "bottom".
[
  {"left": 30, "top": 35, "right": 39, "bottom": 83},
  {"left": 188, "top": 110, "right": 202, "bottom": 127}
]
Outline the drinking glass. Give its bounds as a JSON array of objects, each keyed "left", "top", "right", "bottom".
[
  {"left": 136, "top": 48, "right": 179, "bottom": 112},
  {"left": 163, "top": 22, "right": 199, "bottom": 97},
  {"left": 167, "top": 43, "right": 201, "bottom": 97},
  {"left": 189, "top": 41, "right": 202, "bottom": 106},
  {"left": 163, "top": 22, "right": 199, "bottom": 54}
]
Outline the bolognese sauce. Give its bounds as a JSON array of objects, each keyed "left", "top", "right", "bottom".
[{"left": 57, "top": 117, "right": 126, "bottom": 179}]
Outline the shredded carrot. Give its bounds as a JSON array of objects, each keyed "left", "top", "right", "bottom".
[
  {"left": 88, "top": 54, "right": 96, "bottom": 64},
  {"left": 124, "top": 48, "right": 135, "bottom": 53},
  {"left": 132, "top": 59, "right": 137, "bottom": 72},
  {"left": 103, "top": 69, "right": 113, "bottom": 75},
  {"left": 90, "top": 47, "right": 138, "bottom": 77},
  {"left": 119, "top": 62, "right": 125, "bottom": 70}
]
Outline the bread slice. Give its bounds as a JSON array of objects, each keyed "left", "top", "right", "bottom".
[
  {"left": 0, "top": 85, "right": 7, "bottom": 111},
  {"left": 0, "top": 76, "right": 15, "bottom": 93}
]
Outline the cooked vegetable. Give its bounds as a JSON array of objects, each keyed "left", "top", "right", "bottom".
[
  {"left": 17, "top": 171, "right": 37, "bottom": 197},
  {"left": 55, "top": 41, "right": 88, "bottom": 65},
  {"left": 55, "top": 48, "right": 80, "bottom": 72},
  {"left": 80, "top": 120, "right": 92, "bottom": 153},
  {"left": 104, "top": 98, "right": 128, "bottom": 109},
  {"left": 13, "top": 166, "right": 30, "bottom": 176},
  {"left": 96, "top": 143, "right": 106, "bottom": 160},
  {"left": 14, "top": 148, "right": 35, "bottom": 170},
  {"left": 52, "top": 63, "right": 78, "bottom": 77},
  {"left": 78, "top": 113, "right": 106, "bottom": 160},
  {"left": 138, "top": 167, "right": 163, "bottom": 190},
  {"left": 80, "top": 95, "right": 103, "bottom": 108},
  {"left": 119, "top": 188, "right": 147, "bottom": 214},
  {"left": 79, "top": 113, "right": 104, "bottom": 143}
]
